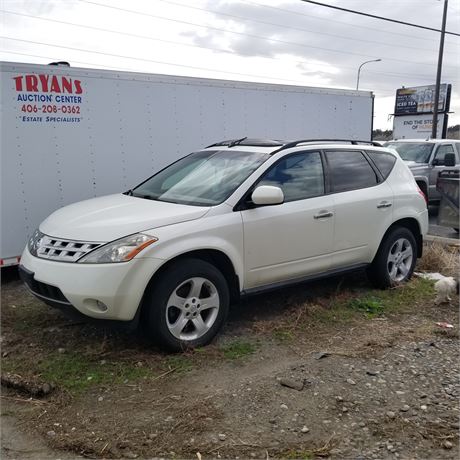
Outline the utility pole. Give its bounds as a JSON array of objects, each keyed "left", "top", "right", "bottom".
[{"left": 432, "top": 0, "right": 448, "bottom": 139}]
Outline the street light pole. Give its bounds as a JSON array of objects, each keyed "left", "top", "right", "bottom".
[
  {"left": 356, "top": 59, "right": 381, "bottom": 90},
  {"left": 432, "top": 0, "right": 448, "bottom": 139}
]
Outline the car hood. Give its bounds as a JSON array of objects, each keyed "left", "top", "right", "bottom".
[
  {"left": 40, "top": 194, "right": 210, "bottom": 242},
  {"left": 403, "top": 160, "right": 427, "bottom": 169}
]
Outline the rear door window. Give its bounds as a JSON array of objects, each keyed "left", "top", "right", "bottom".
[{"left": 325, "top": 150, "right": 379, "bottom": 193}]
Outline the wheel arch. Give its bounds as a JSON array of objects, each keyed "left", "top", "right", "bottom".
[
  {"left": 142, "top": 249, "right": 241, "bottom": 308},
  {"left": 378, "top": 218, "right": 423, "bottom": 259}
]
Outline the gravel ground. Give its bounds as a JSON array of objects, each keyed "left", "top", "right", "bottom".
[{"left": 1, "top": 261, "right": 459, "bottom": 459}]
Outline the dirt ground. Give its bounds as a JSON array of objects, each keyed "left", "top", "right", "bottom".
[{"left": 1, "top": 243, "right": 459, "bottom": 459}]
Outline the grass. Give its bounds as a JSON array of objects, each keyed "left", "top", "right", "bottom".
[
  {"left": 253, "top": 277, "right": 436, "bottom": 340},
  {"left": 283, "top": 449, "right": 313, "bottom": 459},
  {"left": 348, "top": 297, "right": 384, "bottom": 317},
  {"left": 37, "top": 353, "right": 153, "bottom": 393},
  {"left": 219, "top": 339, "right": 257, "bottom": 359},
  {"left": 164, "top": 354, "right": 195, "bottom": 373},
  {"left": 417, "top": 241, "right": 459, "bottom": 277}
]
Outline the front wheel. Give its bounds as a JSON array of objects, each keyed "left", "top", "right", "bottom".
[
  {"left": 143, "top": 259, "right": 230, "bottom": 351},
  {"left": 367, "top": 227, "right": 417, "bottom": 289}
]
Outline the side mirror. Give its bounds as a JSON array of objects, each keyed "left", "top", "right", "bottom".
[
  {"left": 251, "top": 185, "right": 284, "bottom": 206},
  {"left": 432, "top": 158, "right": 441, "bottom": 166},
  {"left": 444, "top": 153, "right": 456, "bottom": 167}
]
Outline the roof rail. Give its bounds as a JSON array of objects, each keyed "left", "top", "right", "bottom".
[
  {"left": 272, "top": 139, "right": 382, "bottom": 153},
  {"left": 206, "top": 138, "right": 285, "bottom": 148}
]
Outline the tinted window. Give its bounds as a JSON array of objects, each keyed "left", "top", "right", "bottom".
[
  {"left": 434, "top": 144, "right": 455, "bottom": 165},
  {"left": 325, "top": 150, "right": 378, "bottom": 193},
  {"left": 367, "top": 151, "right": 396, "bottom": 179},
  {"left": 259, "top": 151, "right": 324, "bottom": 202}
]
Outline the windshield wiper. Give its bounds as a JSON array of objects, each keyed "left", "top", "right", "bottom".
[{"left": 123, "top": 189, "right": 134, "bottom": 196}]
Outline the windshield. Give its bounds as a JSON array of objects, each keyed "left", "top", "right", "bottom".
[
  {"left": 132, "top": 150, "right": 270, "bottom": 206},
  {"left": 384, "top": 142, "right": 434, "bottom": 163}
]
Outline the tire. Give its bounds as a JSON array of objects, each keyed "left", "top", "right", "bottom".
[
  {"left": 367, "top": 227, "right": 417, "bottom": 289},
  {"left": 142, "top": 258, "right": 230, "bottom": 351}
]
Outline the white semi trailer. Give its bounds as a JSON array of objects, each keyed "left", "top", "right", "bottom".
[{"left": 1, "top": 61, "right": 374, "bottom": 266}]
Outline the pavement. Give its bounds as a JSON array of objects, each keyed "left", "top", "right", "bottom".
[{"left": 428, "top": 205, "right": 459, "bottom": 240}]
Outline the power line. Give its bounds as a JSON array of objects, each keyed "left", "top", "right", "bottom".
[
  {"left": 243, "top": 0, "right": 439, "bottom": 43},
  {"left": 0, "top": 36, "right": 318, "bottom": 85},
  {"left": 300, "top": 0, "right": 460, "bottom": 37},
  {"left": 1, "top": 44, "right": 452, "bottom": 89},
  {"left": 78, "top": 0, "right": 456, "bottom": 69},
  {"left": 156, "top": 0, "right": 447, "bottom": 54},
  {"left": 3, "top": 10, "right": 455, "bottom": 82}
]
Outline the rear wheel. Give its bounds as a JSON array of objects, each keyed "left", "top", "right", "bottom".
[
  {"left": 367, "top": 227, "right": 417, "bottom": 289},
  {"left": 143, "top": 259, "right": 229, "bottom": 351}
]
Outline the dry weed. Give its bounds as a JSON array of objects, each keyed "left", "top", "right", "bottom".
[{"left": 417, "top": 242, "right": 459, "bottom": 277}]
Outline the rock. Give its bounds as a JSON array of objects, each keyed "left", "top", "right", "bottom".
[
  {"left": 280, "top": 378, "right": 304, "bottom": 391},
  {"left": 420, "top": 405, "right": 427, "bottom": 411},
  {"left": 98, "top": 396, "right": 104, "bottom": 402},
  {"left": 218, "top": 433, "right": 226, "bottom": 441},
  {"left": 47, "top": 430, "right": 56, "bottom": 437},
  {"left": 41, "top": 383, "right": 52, "bottom": 395},
  {"left": 442, "top": 441, "right": 453, "bottom": 449},
  {"left": 386, "top": 411, "right": 396, "bottom": 419},
  {"left": 301, "top": 426, "right": 310, "bottom": 433},
  {"left": 57, "top": 348, "right": 65, "bottom": 354},
  {"left": 366, "top": 370, "right": 379, "bottom": 376},
  {"left": 123, "top": 451, "right": 138, "bottom": 459},
  {"left": 346, "top": 378, "right": 356, "bottom": 385},
  {"left": 280, "top": 404, "right": 288, "bottom": 410},
  {"left": 315, "top": 352, "right": 331, "bottom": 360},
  {"left": 400, "top": 405, "right": 410, "bottom": 412}
]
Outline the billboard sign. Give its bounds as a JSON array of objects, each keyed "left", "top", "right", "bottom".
[
  {"left": 393, "top": 113, "right": 447, "bottom": 139},
  {"left": 394, "top": 84, "right": 451, "bottom": 115}
]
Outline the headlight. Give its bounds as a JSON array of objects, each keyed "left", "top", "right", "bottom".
[
  {"left": 28, "top": 229, "right": 45, "bottom": 256},
  {"left": 78, "top": 234, "right": 158, "bottom": 264}
]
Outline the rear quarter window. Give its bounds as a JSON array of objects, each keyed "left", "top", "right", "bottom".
[{"left": 366, "top": 151, "right": 396, "bottom": 179}]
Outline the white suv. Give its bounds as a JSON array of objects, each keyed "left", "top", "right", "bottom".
[{"left": 20, "top": 139, "right": 428, "bottom": 351}]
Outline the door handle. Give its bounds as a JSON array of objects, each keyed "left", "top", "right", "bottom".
[
  {"left": 377, "top": 201, "right": 392, "bottom": 209},
  {"left": 314, "top": 211, "right": 334, "bottom": 219}
]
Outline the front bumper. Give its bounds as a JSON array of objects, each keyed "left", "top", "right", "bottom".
[{"left": 20, "top": 247, "right": 164, "bottom": 321}]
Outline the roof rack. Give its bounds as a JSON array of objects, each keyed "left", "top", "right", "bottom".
[
  {"left": 206, "top": 137, "right": 285, "bottom": 148},
  {"left": 273, "top": 139, "right": 382, "bottom": 153}
]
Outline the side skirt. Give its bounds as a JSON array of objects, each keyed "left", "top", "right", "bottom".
[{"left": 241, "top": 263, "right": 369, "bottom": 297}]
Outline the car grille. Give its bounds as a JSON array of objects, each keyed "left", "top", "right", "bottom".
[{"left": 36, "top": 236, "right": 102, "bottom": 262}]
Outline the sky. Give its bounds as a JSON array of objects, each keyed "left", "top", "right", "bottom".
[{"left": 1, "top": 0, "right": 459, "bottom": 130}]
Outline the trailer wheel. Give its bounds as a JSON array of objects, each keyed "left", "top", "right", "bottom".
[{"left": 142, "top": 259, "right": 229, "bottom": 351}]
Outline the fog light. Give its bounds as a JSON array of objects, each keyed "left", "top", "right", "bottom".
[
  {"left": 96, "top": 300, "right": 108, "bottom": 312},
  {"left": 84, "top": 298, "right": 109, "bottom": 313}
]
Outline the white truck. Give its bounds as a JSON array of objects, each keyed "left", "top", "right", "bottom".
[{"left": 1, "top": 61, "right": 374, "bottom": 266}]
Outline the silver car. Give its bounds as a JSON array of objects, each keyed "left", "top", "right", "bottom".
[{"left": 384, "top": 139, "right": 460, "bottom": 202}]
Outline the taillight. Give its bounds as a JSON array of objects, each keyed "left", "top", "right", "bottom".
[{"left": 417, "top": 187, "right": 428, "bottom": 206}]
